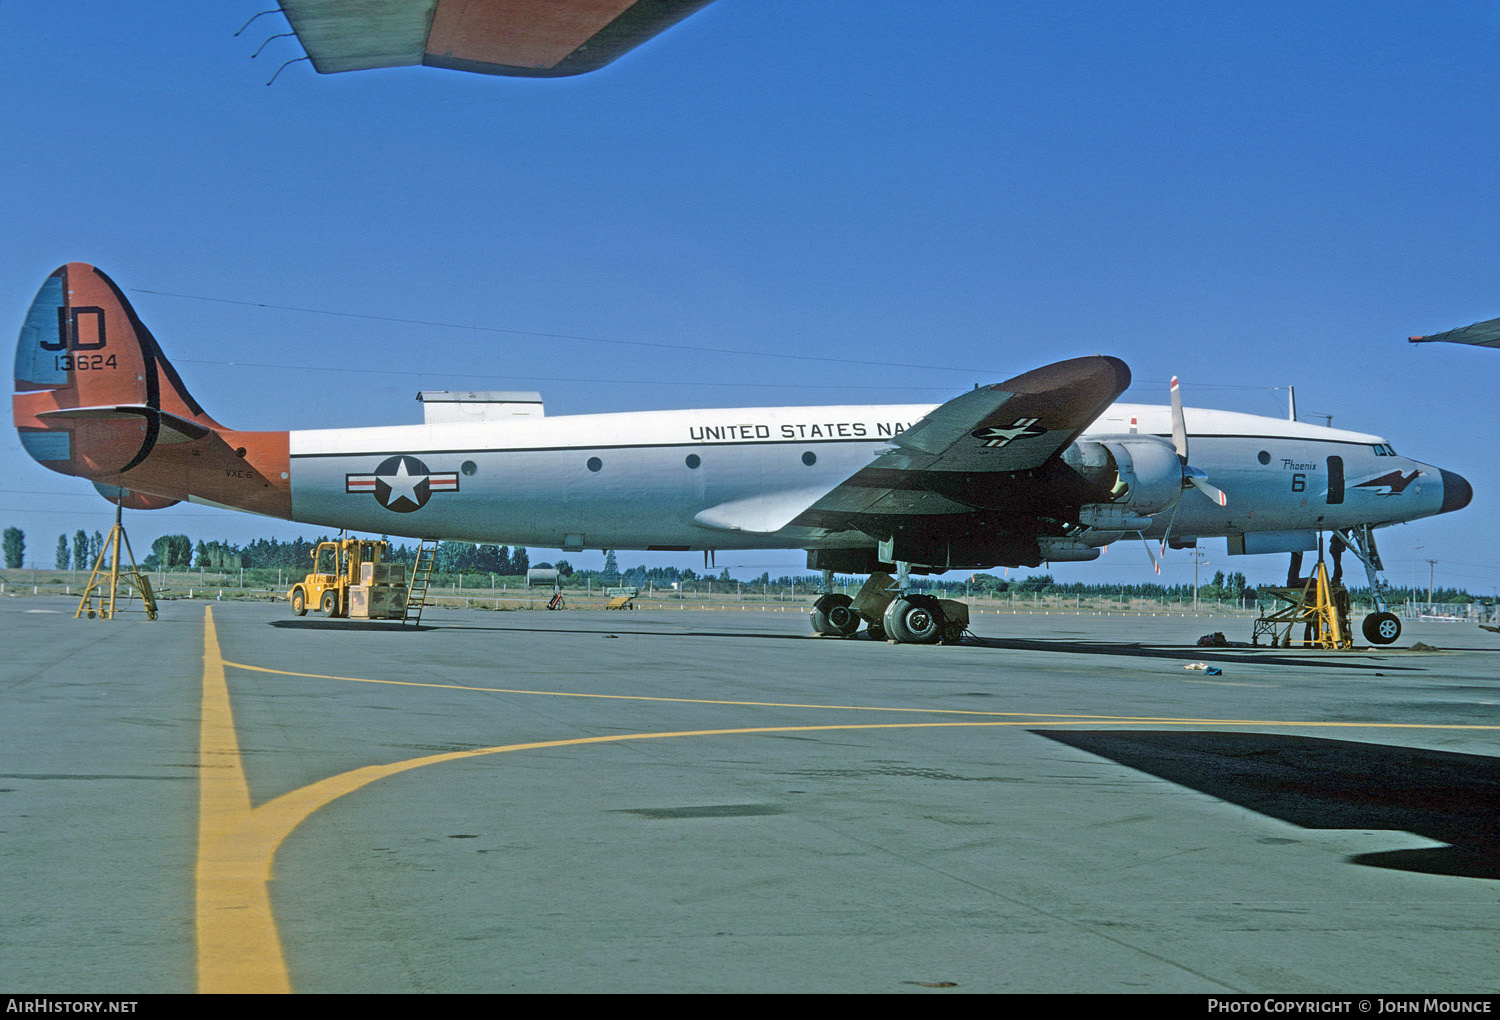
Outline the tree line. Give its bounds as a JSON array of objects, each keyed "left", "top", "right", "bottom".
[
  {"left": 0, "top": 528, "right": 535, "bottom": 577},
  {"left": 0, "top": 526, "right": 1486, "bottom": 604}
]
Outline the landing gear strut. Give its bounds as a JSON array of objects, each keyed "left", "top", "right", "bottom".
[{"left": 1336, "top": 525, "right": 1402, "bottom": 645}]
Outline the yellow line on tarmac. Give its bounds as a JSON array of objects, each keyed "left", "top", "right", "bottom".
[
  {"left": 221, "top": 658, "right": 1500, "bottom": 730},
  {"left": 219, "top": 659, "right": 1210, "bottom": 722},
  {"left": 198, "top": 607, "right": 291, "bottom": 994}
]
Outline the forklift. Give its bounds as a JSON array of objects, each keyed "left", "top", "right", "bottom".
[{"left": 289, "top": 538, "right": 407, "bottom": 619}]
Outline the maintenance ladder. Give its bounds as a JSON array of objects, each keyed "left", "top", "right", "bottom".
[{"left": 404, "top": 538, "right": 437, "bottom": 625}]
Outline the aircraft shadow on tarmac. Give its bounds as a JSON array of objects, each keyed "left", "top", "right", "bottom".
[
  {"left": 269, "top": 619, "right": 434, "bottom": 632},
  {"left": 291, "top": 618, "right": 1426, "bottom": 669},
  {"left": 969, "top": 635, "right": 1429, "bottom": 670},
  {"left": 1036, "top": 730, "right": 1500, "bottom": 880}
]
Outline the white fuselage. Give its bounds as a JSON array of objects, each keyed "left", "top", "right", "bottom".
[{"left": 278, "top": 399, "right": 1449, "bottom": 557}]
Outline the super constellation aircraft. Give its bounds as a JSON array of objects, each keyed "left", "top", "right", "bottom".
[{"left": 13, "top": 263, "right": 1472, "bottom": 643}]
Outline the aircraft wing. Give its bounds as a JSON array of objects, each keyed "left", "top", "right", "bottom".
[
  {"left": 791, "top": 355, "right": 1131, "bottom": 529},
  {"left": 277, "top": 0, "right": 715, "bottom": 77},
  {"left": 1408, "top": 316, "right": 1500, "bottom": 349}
]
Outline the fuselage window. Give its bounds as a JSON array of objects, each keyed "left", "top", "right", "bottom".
[
  {"left": 685, "top": 454, "right": 701, "bottom": 469},
  {"left": 1257, "top": 450, "right": 1271, "bottom": 465},
  {"left": 801, "top": 451, "right": 817, "bottom": 466},
  {"left": 586, "top": 457, "right": 602, "bottom": 472}
]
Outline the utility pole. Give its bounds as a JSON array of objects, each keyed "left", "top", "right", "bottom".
[
  {"left": 1427, "top": 559, "right": 1438, "bottom": 610},
  {"left": 1191, "top": 547, "right": 1208, "bottom": 611}
]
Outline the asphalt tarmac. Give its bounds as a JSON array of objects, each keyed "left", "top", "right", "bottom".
[{"left": 1, "top": 596, "right": 1496, "bottom": 994}]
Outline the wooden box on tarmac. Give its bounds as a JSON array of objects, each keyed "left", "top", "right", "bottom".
[
  {"left": 359, "top": 562, "right": 406, "bottom": 586},
  {"left": 348, "top": 583, "right": 407, "bottom": 620}
]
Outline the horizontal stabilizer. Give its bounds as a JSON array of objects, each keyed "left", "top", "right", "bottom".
[
  {"left": 92, "top": 482, "right": 181, "bottom": 510},
  {"left": 37, "top": 405, "right": 213, "bottom": 444},
  {"left": 13, "top": 263, "right": 292, "bottom": 518}
]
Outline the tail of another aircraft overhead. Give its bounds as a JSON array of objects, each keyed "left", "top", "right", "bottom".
[{"left": 13, "top": 263, "right": 292, "bottom": 517}]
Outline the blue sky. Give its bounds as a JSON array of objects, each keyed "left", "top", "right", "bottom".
[{"left": 2, "top": 1, "right": 1496, "bottom": 593}]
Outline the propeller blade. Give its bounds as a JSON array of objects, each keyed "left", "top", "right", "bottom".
[
  {"left": 1170, "top": 375, "right": 1188, "bottom": 462},
  {"left": 1170, "top": 376, "right": 1228, "bottom": 506},
  {"left": 1137, "top": 532, "right": 1162, "bottom": 575},
  {"left": 1158, "top": 499, "right": 1180, "bottom": 558},
  {"left": 1188, "top": 474, "right": 1228, "bottom": 507}
]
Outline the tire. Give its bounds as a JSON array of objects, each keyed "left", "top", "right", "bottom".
[
  {"left": 883, "top": 595, "right": 944, "bottom": 645},
  {"left": 811, "top": 593, "right": 860, "bottom": 637},
  {"left": 291, "top": 588, "right": 307, "bottom": 616},
  {"left": 321, "top": 589, "right": 338, "bottom": 617},
  {"left": 1363, "top": 611, "right": 1401, "bottom": 645}
]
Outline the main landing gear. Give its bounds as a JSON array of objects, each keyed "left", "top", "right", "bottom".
[
  {"left": 810, "top": 591, "right": 860, "bottom": 637},
  {"left": 809, "top": 565, "right": 969, "bottom": 645}
]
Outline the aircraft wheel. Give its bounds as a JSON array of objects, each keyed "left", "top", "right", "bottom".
[
  {"left": 321, "top": 590, "right": 337, "bottom": 617},
  {"left": 1363, "top": 611, "right": 1401, "bottom": 645},
  {"left": 291, "top": 588, "right": 307, "bottom": 617},
  {"left": 865, "top": 621, "right": 886, "bottom": 642},
  {"left": 883, "top": 595, "right": 944, "bottom": 645},
  {"left": 811, "top": 593, "right": 860, "bottom": 637}
]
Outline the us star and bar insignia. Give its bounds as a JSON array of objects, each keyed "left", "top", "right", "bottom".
[
  {"left": 346, "top": 455, "right": 458, "bottom": 512},
  {"left": 971, "top": 417, "right": 1047, "bottom": 448}
]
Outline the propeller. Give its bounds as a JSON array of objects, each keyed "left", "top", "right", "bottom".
[
  {"left": 1170, "top": 377, "right": 1228, "bottom": 508},
  {"left": 1145, "top": 377, "right": 1227, "bottom": 567},
  {"left": 1137, "top": 531, "right": 1162, "bottom": 575}
]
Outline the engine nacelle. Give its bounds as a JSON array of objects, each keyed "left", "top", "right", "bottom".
[{"left": 1069, "top": 436, "right": 1183, "bottom": 518}]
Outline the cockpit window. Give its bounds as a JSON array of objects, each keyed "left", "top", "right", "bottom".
[{"left": 1373, "top": 443, "right": 1397, "bottom": 456}]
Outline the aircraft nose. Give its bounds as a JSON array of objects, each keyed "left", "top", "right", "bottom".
[{"left": 1439, "top": 469, "right": 1473, "bottom": 514}]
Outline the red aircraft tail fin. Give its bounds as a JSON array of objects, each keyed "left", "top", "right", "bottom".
[
  {"left": 14, "top": 263, "right": 291, "bottom": 517},
  {"left": 14, "top": 262, "right": 223, "bottom": 477}
]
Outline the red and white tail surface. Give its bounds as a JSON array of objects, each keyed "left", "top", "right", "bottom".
[{"left": 13, "top": 263, "right": 291, "bottom": 517}]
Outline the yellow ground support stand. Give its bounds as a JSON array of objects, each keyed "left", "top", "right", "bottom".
[
  {"left": 75, "top": 505, "right": 158, "bottom": 621},
  {"left": 1252, "top": 561, "right": 1351, "bottom": 649}
]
